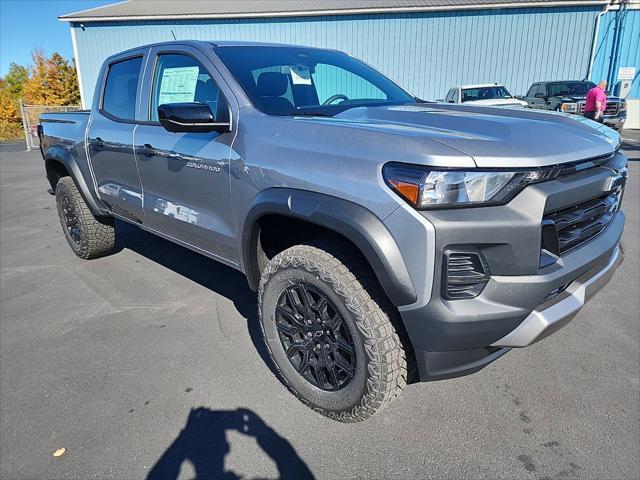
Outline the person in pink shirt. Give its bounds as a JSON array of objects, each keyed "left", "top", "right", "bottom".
[{"left": 584, "top": 80, "right": 607, "bottom": 123}]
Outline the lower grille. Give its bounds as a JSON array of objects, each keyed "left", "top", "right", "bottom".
[{"left": 542, "top": 193, "right": 619, "bottom": 256}]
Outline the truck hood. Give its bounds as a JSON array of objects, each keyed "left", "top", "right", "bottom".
[
  {"left": 556, "top": 95, "right": 622, "bottom": 103},
  {"left": 330, "top": 103, "right": 618, "bottom": 167}
]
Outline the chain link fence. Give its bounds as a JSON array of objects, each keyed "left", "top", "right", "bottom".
[{"left": 19, "top": 101, "right": 81, "bottom": 151}]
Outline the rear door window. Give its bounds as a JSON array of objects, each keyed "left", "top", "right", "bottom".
[{"left": 101, "top": 57, "right": 143, "bottom": 121}]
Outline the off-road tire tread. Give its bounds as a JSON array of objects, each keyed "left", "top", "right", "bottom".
[
  {"left": 258, "top": 240, "right": 407, "bottom": 422},
  {"left": 56, "top": 176, "right": 116, "bottom": 259}
]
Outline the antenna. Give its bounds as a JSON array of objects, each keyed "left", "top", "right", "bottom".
[{"left": 171, "top": 29, "right": 177, "bottom": 41}]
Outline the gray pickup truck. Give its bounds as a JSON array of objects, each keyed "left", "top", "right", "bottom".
[{"left": 39, "top": 41, "right": 627, "bottom": 422}]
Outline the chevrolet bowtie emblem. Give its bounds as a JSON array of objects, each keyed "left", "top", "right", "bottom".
[{"left": 604, "top": 169, "right": 627, "bottom": 192}]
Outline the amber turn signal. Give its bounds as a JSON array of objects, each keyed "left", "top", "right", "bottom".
[{"left": 388, "top": 179, "right": 419, "bottom": 205}]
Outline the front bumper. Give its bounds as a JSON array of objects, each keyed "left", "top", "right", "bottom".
[
  {"left": 392, "top": 152, "right": 627, "bottom": 380},
  {"left": 603, "top": 115, "right": 626, "bottom": 129},
  {"left": 491, "top": 243, "right": 623, "bottom": 347}
]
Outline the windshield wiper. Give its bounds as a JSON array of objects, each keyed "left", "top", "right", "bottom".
[{"left": 294, "top": 111, "right": 336, "bottom": 117}]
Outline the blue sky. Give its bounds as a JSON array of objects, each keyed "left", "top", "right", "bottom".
[{"left": 0, "top": 0, "right": 118, "bottom": 77}]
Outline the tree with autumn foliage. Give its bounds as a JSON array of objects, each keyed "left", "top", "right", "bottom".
[
  {"left": 23, "top": 50, "right": 80, "bottom": 106},
  {"left": 0, "top": 63, "right": 28, "bottom": 140},
  {"left": 0, "top": 50, "right": 80, "bottom": 140}
]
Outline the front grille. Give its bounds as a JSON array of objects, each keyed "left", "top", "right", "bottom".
[
  {"left": 443, "top": 251, "right": 490, "bottom": 299},
  {"left": 541, "top": 193, "right": 619, "bottom": 256},
  {"left": 577, "top": 102, "right": 618, "bottom": 116},
  {"left": 604, "top": 102, "right": 619, "bottom": 116}
]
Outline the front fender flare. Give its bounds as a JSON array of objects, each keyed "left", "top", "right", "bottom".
[{"left": 242, "top": 188, "right": 417, "bottom": 306}]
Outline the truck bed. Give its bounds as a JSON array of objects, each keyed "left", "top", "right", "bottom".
[
  {"left": 38, "top": 111, "right": 97, "bottom": 205},
  {"left": 39, "top": 111, "right": 90, "bottom": 154}
]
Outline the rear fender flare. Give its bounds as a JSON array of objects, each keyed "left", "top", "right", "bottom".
[
  {"left": 44, "top": 145, "right": 109, "bottom": 216},
  {"left": 242, "top": 188, "right": 417, "bottom": 306}
]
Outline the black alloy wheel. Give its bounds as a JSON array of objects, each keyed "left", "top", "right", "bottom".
[
  {"left": 275, "top": 283, "right": 356, "bottom": 391},
  {"left": 60, "top": 193, "right": 82, "bottom": 246},
  {"left": 54, "top": 176, "right": 116, "bottom": 259},
  {"left": 259, "top": 241, "right": 408, "bottom": 422}
]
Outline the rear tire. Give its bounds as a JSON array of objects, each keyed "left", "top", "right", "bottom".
[
  {"left": 55, "top": 176, "right": 116, "bottom": 259},
  {"left": 258, "top": 240, "right": 407, "bottom": 422}
]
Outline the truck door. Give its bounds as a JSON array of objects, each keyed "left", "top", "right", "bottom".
[
  {"left": 529, "top": 84, "right": 548, "bottom": 110},
  {"left": 87, "top": 53, "right": 145, "bottom": 221},
  {"left": 133, "top": 46, "right": 238, "bottom": 264}
]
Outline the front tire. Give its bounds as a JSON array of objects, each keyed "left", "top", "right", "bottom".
[
  {"left": 55, "top": 176, "right": 116, "bottom": 259},
  {"left": 258, "top": 241, "right": 407, "bottom": 422}
]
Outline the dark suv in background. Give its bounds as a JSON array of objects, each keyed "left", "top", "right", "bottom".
[{"left": 522, "top": 80, "right": 627, "bottom": 130}]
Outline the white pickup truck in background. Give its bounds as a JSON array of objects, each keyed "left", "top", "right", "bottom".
[{"left": 443, "top": 83, "right": 528, "bottom": 107}]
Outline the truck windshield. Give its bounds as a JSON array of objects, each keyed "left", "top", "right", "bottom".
[
  {"left": 548, "top": 81, "right": 596, "bottom": 97},
  {"left": 461, "top": 86, "right": 512, "bottom": 102},
  {"left": 214, "top": 45, "right": 416, "bottom": 116}
]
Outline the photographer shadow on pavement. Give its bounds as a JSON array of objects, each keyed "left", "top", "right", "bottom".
[{"left": 147, "top": 407, "right": 315, "bottom": 480}]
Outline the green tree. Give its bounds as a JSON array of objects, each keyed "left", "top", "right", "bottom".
[{"left": 3, "top": 63, "right": 28, "bottom": 99}]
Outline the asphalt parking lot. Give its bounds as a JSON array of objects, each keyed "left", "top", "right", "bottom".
[{"left": 0, "top": 132, "right": 638, "bottom": 480}]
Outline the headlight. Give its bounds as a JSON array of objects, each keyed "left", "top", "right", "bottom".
[
  {"left": 383, "top": 163, "right": 558, "bottom": 209},
  {"left": 620, "top": 100, "right": 627, "bottom": 111},
  {"left": 560, "top": 102, "right": 577, "bottom": 113}
]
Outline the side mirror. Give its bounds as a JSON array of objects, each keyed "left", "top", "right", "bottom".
[
  {"left": 514, "top": 95, "right": 524, "bottom": 100},
  {"left": 158, "top": 102, "right": 230, "bottom": 134}
]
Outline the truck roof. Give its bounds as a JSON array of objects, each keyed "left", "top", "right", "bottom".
[
  {"left": 106, "top": 39, "right": 333, "bottom": 60},
  {"left": 458, "top": 83, "right": 503, "bottom": 89},
  {"left": 533, "top": 80, "right": 594, "bottom": 84}
]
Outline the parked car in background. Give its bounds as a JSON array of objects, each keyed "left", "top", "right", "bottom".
[
  {"left": 443, "top": 84, "right": 527, "bottom": 107},
  {"left": 39, "top": 41, "right": 627, "bottom": 422},
  {"left": 521, "top": 80, "right": 627, "bottom": 130}
]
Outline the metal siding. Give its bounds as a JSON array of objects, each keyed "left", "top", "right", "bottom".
[
  {"left": 72, "top": 6, "right": 602, "bottom": 107},
  {"left": 591, "top": 8, "right": 640, "bottom": 99}
]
